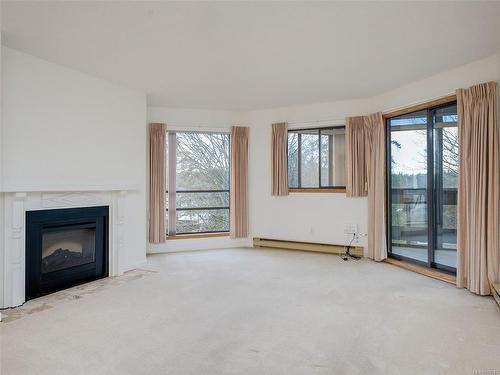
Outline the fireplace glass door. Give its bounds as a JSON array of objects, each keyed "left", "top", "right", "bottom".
[
  {"left": 26, "top": 206, "right": 108, "bottom": 300},
  {"left": 42, "top": 225, "right": 96, "bottom": 274}
]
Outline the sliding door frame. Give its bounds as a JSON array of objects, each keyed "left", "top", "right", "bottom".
[{"left": 385, "top": 97, "right": 457, "bottom": 274}]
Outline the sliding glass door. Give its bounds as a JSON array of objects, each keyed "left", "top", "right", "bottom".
[
  {"left": 388, "top": 110, "right": 429, "bottom": 263},
  {"left": 387, "top": 103, "right": 458, "bottom": 272},
  {"left": 432, "top": 105, "right": 458, "bottom": 269}
]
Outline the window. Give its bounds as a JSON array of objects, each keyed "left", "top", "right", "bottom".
[
  {"left": 166, "top": 131, "right": 230, "bottom": 235},
  {"left": 387, "top": 102, "right": 458, "bottom": 273},
  {"left": 288, "top": 126, "right": 346, "bottom": 189}
]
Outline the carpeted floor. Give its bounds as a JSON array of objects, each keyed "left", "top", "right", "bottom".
[{"left": 1, "top": 248, "right": 499, "bottom": 375}]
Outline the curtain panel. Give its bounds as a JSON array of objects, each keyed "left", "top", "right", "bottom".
[
  {"left": 271, "top": 122, "right": 289, "bottom": 196},
  {"left": 364, "top": 113, "right": 387, "bottom": 261},
  {"left": 346, "top": 116, "right": 368, "bottom": 197},
  {"left": 148, "top": 123, "right": 167, "bottom": 244},
  {"left": 345, "top": 113, "right": 387, "bottom": 261},
  {"left": 457, "top": 81, "right": 499, "bottom": 295},
  {"left": 230, "top": 126, "right": 249, "bottom": 238}
]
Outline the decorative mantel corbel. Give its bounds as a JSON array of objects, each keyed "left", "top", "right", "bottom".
[{"left": 6, "top": 192, "right": 28, "bottom": 307}]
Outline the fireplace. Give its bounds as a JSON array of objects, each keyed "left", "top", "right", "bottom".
[{"left": 26, "top": 206, "right": 109, "bottom": 300}]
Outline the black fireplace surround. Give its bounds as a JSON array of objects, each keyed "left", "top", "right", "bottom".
[{"left": 26, "top": 206, "right": 109, "bottom": 300}]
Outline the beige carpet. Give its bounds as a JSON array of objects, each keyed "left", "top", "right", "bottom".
[{"left": 1, "top": 248, "right": 499, "bottom": 375}]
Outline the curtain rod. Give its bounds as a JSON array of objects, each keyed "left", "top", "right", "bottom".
[
  {"left": 164, "top": 123, "right": 249, "bottom": 133},
  {"left": 166, "top": 126, "right": 231, "bottom": 134},
  {"left": 167, "top": 124, "right": 231, "bottom": 129},
  {"left": 287, "top": 117, "right": 345, "bottom": 126}
]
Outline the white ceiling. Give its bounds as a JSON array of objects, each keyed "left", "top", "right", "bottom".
[{"left": 2, "top": 1, "right": 500, "bottom": 110}]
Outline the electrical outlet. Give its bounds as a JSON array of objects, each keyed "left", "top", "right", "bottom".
[{"left": 344, "top": 223, "right": 358, "bottom": 235}]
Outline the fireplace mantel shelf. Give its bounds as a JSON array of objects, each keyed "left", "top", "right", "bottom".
[{"left": 0, "top": 184, "right": 139, "bottom": 193}]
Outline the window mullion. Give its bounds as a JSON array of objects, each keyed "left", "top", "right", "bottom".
[
  {"left": 328, "top": 133, "right": 334, "bottom": 186},
  {"left": 427, "top": 109, "right": 434, "bottom": 268},
  {"left": 318, "top": 128, "right": 321, "bottom": 187},
  {"left": 297, "top": 133, "right": 302, "bottom": 188}
]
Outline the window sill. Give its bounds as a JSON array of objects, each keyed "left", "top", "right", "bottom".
[
  {"left": 165, "top": 232, "right": 230, "bottom": 240},
  {"left": 289, "top": 188, "right": 346, "bottom": 193},
  {"left": 383, "top": 257, "right": 456, "bottom": 285}
]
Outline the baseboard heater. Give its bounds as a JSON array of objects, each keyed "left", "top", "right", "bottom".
[{"left": 253, "top": 237, "right": 363, "bottom": 257}]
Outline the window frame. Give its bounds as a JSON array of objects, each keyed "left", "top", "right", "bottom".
[
  {"left": 165, "top": 130, "right": 231, "bottom": 237},
  {"left": 287, "top": 125, "right": 347, "bottom": 192}
]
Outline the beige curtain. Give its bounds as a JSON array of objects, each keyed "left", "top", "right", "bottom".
[
  {"left": 457, "top": 81, "right": 499, "bottom": 295},
  {"left": 148, "top": 123, "right": 166, "bottom": 244},
  {"left": 230, "top": 126, "right": 249, "bottom": 238},
  {"left": 272, "top": 122, "right": 289, "bottom": 196},
  {"left": 345, "top": 113, "right": 387, "bottom": 261},
  {"left": 346, "top": 116, "right": 368, "bottom": 197},
  {"left": 364, "top": 113, "right": 387, "bottom": 261}
]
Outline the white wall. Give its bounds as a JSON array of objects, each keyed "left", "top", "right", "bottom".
[
  {"left": 246, "top": 99, "right": 374, "bottom": 250},
  {"left": 1, "top": 47, "right": 148, "bottom": 272},
  {"left": 147, "top": 53, "right": 500, "bottom": 255},
  {"left": 372, "top": 54, "right": 500, "bottom": 113},
  {"left": 2, "top": 47, "right": 146, "bottom": 191}
]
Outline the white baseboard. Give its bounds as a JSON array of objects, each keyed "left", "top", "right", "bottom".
[{"left": 148, "top": 237, "right": 253, "bottom": 254}]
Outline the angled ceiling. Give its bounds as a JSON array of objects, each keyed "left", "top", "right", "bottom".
[{"left": 2, "top": 1, "right": 500, "bottom": 110}]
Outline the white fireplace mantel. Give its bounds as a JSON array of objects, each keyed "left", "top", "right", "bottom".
[
  {"left": 1, "top": 189, "right": 131, "bottom": 308},
  {"left": 0, "top": 184, "right": 139, "bottom": 193}
]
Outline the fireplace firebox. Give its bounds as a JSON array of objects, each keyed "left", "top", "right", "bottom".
[{"left": 26, "top": 206, "right": 109, "bottom": 300}]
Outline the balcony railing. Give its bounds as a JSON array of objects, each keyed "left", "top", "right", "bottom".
[
  {"left": 391, "top": 187, "right": 457, "bottom": 205},
  {"left": 390, "top": 187, "right": 457, "bottom": 250},
  {"left": 166, "top": 189, "right": 230, "bottom": 235}
]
